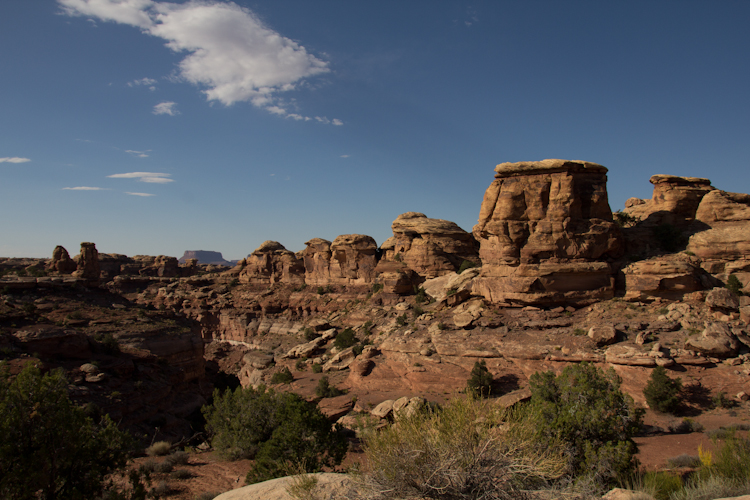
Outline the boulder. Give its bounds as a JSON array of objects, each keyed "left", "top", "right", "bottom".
[
  {"left": 685, "top": 322, "right": 740, "bottom": 358},
  {"left": 623, "top": 175, "right": 714, "bottom": 225},
  {"left": 372, "top": 261, "right": 419, "bottom": 294},
  {"left": 381, "top": 212, "right": 479, "bottom": 278},
  {"left": 473, "top": 159, "right": 622, "bottom": 306},
  {"left": 705, "top": 287, "right": 740, "bottom": 311},
  {"left": 239, "top": 241, "right": 305, "bottom": 286},
  {"left": 47, "top": 245, "right": 77, "bottom": 274},
  {"left": 589, "top": 325, "right": 618, "bottom": 346}
]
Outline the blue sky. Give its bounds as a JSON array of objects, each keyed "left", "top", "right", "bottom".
[{"left": 2, "top": 0, "right": 749, "bottom": 260}]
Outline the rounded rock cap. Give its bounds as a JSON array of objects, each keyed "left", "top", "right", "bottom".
[{"left": 494, "top": 159, "right": 607, "bottom": 177}]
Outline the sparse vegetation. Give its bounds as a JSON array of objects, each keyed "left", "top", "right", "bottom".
[
  {"left": 334, "top": 328, "right": 357, "bottom": 350},
  {"left": 466, "top": 360, "right": 493, "bottom": 397},
  {"left": 202, "top": 385, "right": 347, "bottom": 483},
  {"left": 0, "top": 364, "right": 132, "bottom": 499},
  {"left": 312, "top": 363, "right": 322, "bottom": 373},
  {"left": 712, "top": 391, "right": 734, "bottom": 409},
  {"left": 457, "top": 259, "right": 477, "bottom": 274},
  {"left": 643, "top": 366, "right": 682, "bottom": 414},
  {"left": 528, "top": 362, "right": 644, "bottom": 486},
  {"left": 613, "top": 210, "right": 640, "bottom": 228},
  {"left": 396, "top": 313, "right": 408, "bottom": 326},
  {"left": 726, "top": 274, "right": 743, "bottom": 295},
  {"left": 146, "top": 441, "right": 172, "bottom": 457},
  {"left": 361, "top": 396, "right": 567, "bottom": 500},
  {"left": 271, "top": 367, "right": 294, "bottom": 385},
  {"left": 315, "top": 376, "right": 344, "bottom": 398}
]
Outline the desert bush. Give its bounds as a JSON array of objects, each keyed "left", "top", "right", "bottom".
[
  {"left": 669, "top": 418, "right": 704, "bottom": 434},
  {"left": 711, "top": 391, "right": 734, "bottom": 409},
  {"left": 613, "top": 211, "right": 640, "bottom": 228},
  {"left": 153, "top": 461, "right": 174, "bottom": 474},
  {"left": 303, "top": 327, "right": 318, "bottom": 342},
  {"left": 361, "top": 396, "right": 567, "bottom": 500},
  {"left": 311, "top": 363, "right": 322, "bottom": 373},
  {"left": 171, "top": 469, "right": 193, "bottom": 480},
  {"left": 202, "top": 386, "right": 347, "bottom": 483},
  {"left": 296, "top": 359, "right": 307, "bottom": 371},
  {"left": 458, "top": 259, "right": 477, "bottom": 274},
  {"left": 412, "top": 305, "right": 424, "bottom": 318},
  {"left": 334, "top": 328, "right": 357, "bottom": 350},
  {"left": 672, "top": 475, "right": 750, "bottom": 500},
  {"left": 271, "top": 367, "right": 294, "bottom": 385},
  {"left": 146, "top": 441, "right": 172, "bottom": 457},
  {"left": 166, "top": 450, "right": 189, "bottom": 466},
  {"left": 528, "top": 362, "right": 644, "bottom": 486},
  {"left": 466, "top": 360, "right": 493, "bottom": 397},
  {"left": 0, "top": 363, "right": 132, "bottom": 500},
  {"left": 668, "top": 454, "right": 702, "bottom": 468},
  {"left": 315, "top": 376, "right": 344, "bottom": 398},
  {"left": 414, "top": 286, "right": 428, "bottom": 304},
  {"left": 726, "top": 274, "right": 743, "bottom": 295},
  {"left": 643, "top": 365, "right": 682, "bottom": 414},
  {"left": 641, "top": 471, "right": 684, "bottom": 500},
  {"left": 371, "top": 283, "right": 384, "bottom": 294},
  {"left": 151, "top": 480, "right": 172, "bottom": 497},
  {"left": 396, "top": 313, "right": 408, "bottom": 326}
]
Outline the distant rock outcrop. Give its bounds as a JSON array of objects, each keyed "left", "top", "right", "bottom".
[
  {"left": 380, "top": 212, "right": 479, "bottom": 279},
  {"left": 328, "top": 234, "right": 378, "bottom": 285},
  {"left": 624, "top": 175, "right": 714, "bottom": 226},
  {"left": 72, "top": 242, "right": 100, "bottom": 282},
  {"left": 179, "top": 250, "right": 232, "bottom": 265},
  {"left": 472, "top": 159, "right": 622, "bottom": 306},
  {"left": 47, "top": 245, "right": 77, "bottom": 274}
]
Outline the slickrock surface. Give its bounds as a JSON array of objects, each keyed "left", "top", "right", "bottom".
[{"left": 473, "top": 159, "right": 622, "bottom": 306}]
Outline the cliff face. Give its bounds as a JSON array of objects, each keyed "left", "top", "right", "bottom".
[
  {"left": 179, "top": 250, "right": 232, "bottom": 265},
  {"left": 472, "top": 159, "right": 622, "bottom": 306}
]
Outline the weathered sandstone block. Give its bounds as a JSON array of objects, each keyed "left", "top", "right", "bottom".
[
  {"left": 72, "top": 242, "right": 100, "bottom": 281},
  {"left": 624, "top": 175, "right": 714, "bottom": 225},
  {"left": 380, "top": 212, "right": 479, "bottom": 278},
  {"left": 239, "top": 241, "right": 305, "bottom": 286},
  {"left": 473, "top": 159, "right": 622, "bottom": 306},
  {"left": 47, "top": 245, "right": 77, "bottom": 274},
  {"left": 688, "top": 190, "right": 750, "bottom": 260}
]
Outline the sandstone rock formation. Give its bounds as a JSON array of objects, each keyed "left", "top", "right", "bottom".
[
  {"left": 380, "top": 212, "right": 479, "bottom": 278},
  {"left": 473, "top": 159, "right": 622, "bottom": 306},
  {"left": 302, "top": 238, "right": 333, "bottom": 285},
  {"left": 239, "top": 241, "right": 305, "bottom": 286},
  {"left": 72, "top": 242, "right": 100, "bottom": 281},
  {"left": 328, "top": 234, "right": 378, "bottom": 285},
  {"left": 624, "top": 175, "right": 714, "bottom": 226},
  {"left": 47, "top": 245, "right": 77, "bottom": 274},
  {"left": 621, "top": 254, "right": 719, "bottom": 301}
]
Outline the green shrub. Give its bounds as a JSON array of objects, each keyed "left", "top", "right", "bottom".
[
  {"left": 271, "top": 367, "right": 294, "bottom": 385},
  {"left": 712, "top": 391, "right": 735, "bottom": 409},
  {"left": 153, "top": 461, "right": 173, "bottom": 474},
  {"left": 362, "top": 396, "right": 567, "bottom": 499},
  {"left": 613, "top": 211, "right": 640, "bottom": 228},
  {"left": 642, "top": 471, "right": 683, "bottom": 500},
  {"left": 295, "top": 359, "right": 307, "bottom": 371},
  {"left": 0, "top": 364, "right": 132, "bottom": 499},
  {"left": 414, "top": 287, "right": 427, "bottom": 304},
  {"left": 457, "top": 260, "right": 477, "bottom": 274},
  {"left": 166, "top": 450, "right": 189, "bottom": 466},
  {"left": 311, "top": 363, "right": 322, "bottom": 374},
  {"left": 203, "top": 386, "right": 347, "bottom": 482},
  {"left": 412, "top": 306, "right": 424, "bottom": 319},
  {"left": 315, "top": 376, "right": 344, "bottom": 398},
  {"left": 171, "top": 469, "right": 193, "bottom": 480},
  {"left": 667, "top": 454, "right": 701, "bottom": 468},
  {"left": 146, "top": 441, "right": 172, "bottom": 457},
  {"left": 371, "top": 283, "right": 383, "bottom": 294},
  {"left": 303, "top": 327, "right": 318, "bottom": 342},
  {"left": 334, "top": 328, "right": 357, "bottom": 350},
  {"left": 704, "top": 432, "right": 750, "bottom": 481},
  {"left": 643, "top": 366, "right": 682, "bottom": 414},
  {"left": 726, "top": 274, "right": 743, "bottom": 295},
  {"left": 396, "top": 314, "right": 408, "bottom": 326},
  {"left": 528, "top": 362, "right": 644, "bottom": 486},
  {"left": 466, "top": 360, "right": 493, "bottom": 397}
]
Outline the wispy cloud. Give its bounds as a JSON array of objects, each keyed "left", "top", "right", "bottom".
[
  {"left": 59, "top": 0, "right": 343, "bottom": 124},
  {"left": 314, "top": 116, "right": 343, "bottom": 126},
  {"left": 0, "top": 157, "right": 31, "bottom": 163},
  {"left": 340, "top": 154, "right": 350, "bottom": 158},
  {"left": 128, "top": 77, "right": 157, "bottom": 88},
  {"left": 125, "top": 149, "right": 151, "bottom": 158},
  {"left": 63, "top": 186, "right": 108, "bottom": 191},
  {"left": 153, "top": 101, "right": 179, "bottom": 115},
  {"left": 107, "top": 172, "right": 173, "bottom": 183},
  {"left": 125, "top": 192, "right": 155, "bottom": 197}
]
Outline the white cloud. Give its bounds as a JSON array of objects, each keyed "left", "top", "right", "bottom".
[
  {"left": 340, "top": 154, "right": 349, "bottom": 158},
  {"left": 153, "top": 101, "right": 179, "bottom": 115},
  {"left": 125, "top": 149, "right": 151, "bottom": 157},
  {"left": 107, "top": 171, "right": 173, "bottom": 183},
  {"left": 125, "top": 191, "right": 155, "bottom": 196},
  {"left": 128, "top": 77, "right": 158, "bottom": 87},
  {"left": 332, "top": 118, "right": 343, "bottom": 126},
  {"left": 59, "top": 0, "right": 337, "bottom": 121},
  {"left": 63, "top": 186, "right": 108, "bottom": 190},
  {"left": 0, "top": 157, "right": 31, "bottom": 163}
]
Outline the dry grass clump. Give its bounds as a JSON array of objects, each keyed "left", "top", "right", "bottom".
[
  {"left": 146, "top": 440, "right": 171, "bottom": 457},
  {"left": 360, "top": 396, "right": 567, "bottom": 500}
]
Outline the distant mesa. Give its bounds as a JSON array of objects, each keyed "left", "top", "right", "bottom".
[{"left": 179, "top": 250, "right": 233, "bottom": 266}]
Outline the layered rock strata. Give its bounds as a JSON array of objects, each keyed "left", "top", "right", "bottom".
[
  {"left": 473, "top": 159, "right": 622, "bottom": 306},
  {"left": 238, "top": 241, "right": 305, "bottom": 286},
  {"left": 380, "top": 212, "right": 479, "bottom": 279}
]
